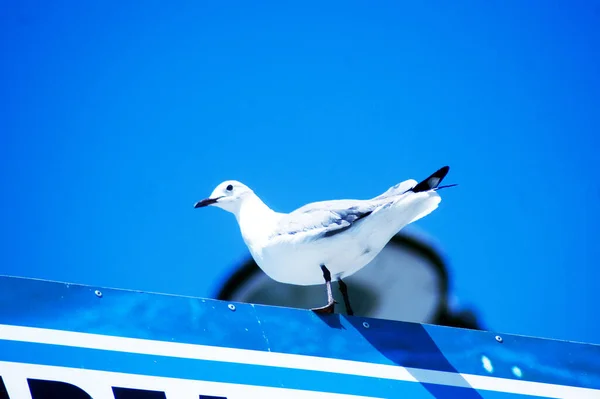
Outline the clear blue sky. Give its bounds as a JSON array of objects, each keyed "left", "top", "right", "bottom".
[{"left": 1, "top": 2, "right": 599, "bottom": 344}]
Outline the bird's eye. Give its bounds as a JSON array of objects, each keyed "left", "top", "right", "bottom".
[{"left": 226, "top": 184, "right": 233, "bottom": 191}]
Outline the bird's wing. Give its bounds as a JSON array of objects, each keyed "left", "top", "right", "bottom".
[
  {"left": 271, "top": 167, "right": 453, "bottom": 242},
  {"left": 272, "top": 199, "right": 380, "bottom": 241},
  {"left": 371, "top": 179, "right": 418, "bottom": 200}
]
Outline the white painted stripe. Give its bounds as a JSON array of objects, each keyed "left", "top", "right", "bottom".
[
  {"left": 0, "top": 361, "right": 379, "bottom": 399},
  {"left": 0, "top": 324, "right": 598, "bottom": 398}
]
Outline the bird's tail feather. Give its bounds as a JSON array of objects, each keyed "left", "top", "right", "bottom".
[
  {"left": 389, "top": 165, "right": 456, "bottom": 227},
  {"left": 373, "top": 165, "right": 455, "bottom": 228},
  {"left": 377, "top": 166, "right": 457, "bottom": 201}
]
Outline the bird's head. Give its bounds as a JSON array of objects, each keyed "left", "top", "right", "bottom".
[{"left": 194, "top": 180, "right": 254, "bottom": 214}]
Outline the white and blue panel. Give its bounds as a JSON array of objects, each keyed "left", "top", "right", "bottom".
[{"left": 0, "top": 276, "right": 599, "bottom": 398}]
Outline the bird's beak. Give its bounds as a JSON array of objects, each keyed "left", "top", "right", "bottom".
[{"left": 194, "top": 197, "right": 220, "bottom": 208}]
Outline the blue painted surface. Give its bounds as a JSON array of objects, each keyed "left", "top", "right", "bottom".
[
  {"left": 0, "top": 341, "right": 548, "bottom": 399},
  {"left": 0, "top": 275, "right": 598, "bottom": 398}
]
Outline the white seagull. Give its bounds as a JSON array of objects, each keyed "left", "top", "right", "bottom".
[{"left": 194, "top": 166, "right": 456, "bottom": 315}]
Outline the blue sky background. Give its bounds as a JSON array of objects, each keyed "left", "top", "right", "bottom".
[{"left": 1, "top": 2, "right": 599, "bottom": 344}]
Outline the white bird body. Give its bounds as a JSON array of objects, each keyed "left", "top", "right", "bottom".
[
  {"left": 195, "top": 168, "right": 453, "bottom": 289},
  {"left": 234, "top": 190, "right": 440, "bottom": 285}
]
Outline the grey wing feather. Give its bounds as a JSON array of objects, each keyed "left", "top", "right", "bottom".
[
  {"left": 272, "top": 178, "right": 430, "bottom": 240},
  {"left": 273, "top": 200, "right": 376, "bottom": 240}
]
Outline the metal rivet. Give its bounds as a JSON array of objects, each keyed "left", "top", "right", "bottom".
[
  {"left": 94, "top": 290, "right": 102, "bottom": 298},
  {"left": 228, "top": 304, "right": 236, "bottom": 311},
  {"left": 362, "top": 321, "right": 370, "bottom": 329},
  {"left": 495, "top": 335, "right": 503, "bottom": 343}
]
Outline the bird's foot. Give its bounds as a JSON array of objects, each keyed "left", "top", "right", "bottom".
[{"left": 311, "top": 300, "right": 336, "bottom": 314}]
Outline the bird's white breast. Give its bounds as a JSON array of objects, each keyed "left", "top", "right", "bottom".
[{"left": 253, "top": 225, "right": 385, "bottom": 286}]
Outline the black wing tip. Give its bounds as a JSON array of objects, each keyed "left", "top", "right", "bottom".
[
  {"left": 435, "top": 165, "right": 450, "bottom": 179},
  {"left": 410, "top": 165, "right": 454, "bottom": 193}
]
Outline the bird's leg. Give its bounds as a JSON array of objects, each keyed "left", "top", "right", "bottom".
[
  {"left": 311, "top": 265, "right": 336, "bottom": 314},
  {"left": 338, "top": 278, "right": 354, "bottom": 316}
]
